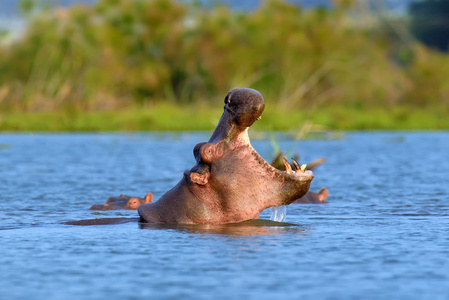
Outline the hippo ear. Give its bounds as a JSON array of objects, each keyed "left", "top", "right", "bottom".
[
  {"left": 190, "top": 172, "right": 209, "bottom": 186},
  {"left": 143, "top": 192, "right": 154, "bottom": 204}
]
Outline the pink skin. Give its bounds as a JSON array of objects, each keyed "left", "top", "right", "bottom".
[
  {"left": 293, "top": 188, "right": 329, "bottom": 204},
  {"left": 90, "top": 193, "right": 153, "bottom": 211},
  {"left": 91, "top": 189, "right": 328, "bottom": 211},
  {"left": 137, "top": 88, "right": 314, "bottom": 224}
]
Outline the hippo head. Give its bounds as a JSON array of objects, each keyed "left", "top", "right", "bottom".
[{"left": 138, "top": 88, "right": 314, "bottom": 224}]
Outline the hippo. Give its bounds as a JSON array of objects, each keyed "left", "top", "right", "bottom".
[
  {"left": 292, "top": 187, "right": 328, "bottom": 204},
  {"left": 134, "top": 88, "right": 314, "bottom": 224},
  {"left": 91, "top": 188, "right": 328, "bottom": 210},
  {"left": 90, "top": 193, "right": 153, "bottom": 210},
  {"left": 91, "top": 157, "right": 328, "bottom": 211}
]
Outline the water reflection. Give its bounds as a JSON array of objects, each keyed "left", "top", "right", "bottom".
[
  {"left": 139, "top": 219, "right": 308, "bottom": 236},
  {"left": 64, "top": 217, "right": 140, "bottom": 226},
  {"left": 64, "top": 217, "right": 308, "bottom": 236}
]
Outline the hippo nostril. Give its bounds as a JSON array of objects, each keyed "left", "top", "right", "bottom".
[
  {"left": 225, "top": 104, "right": 235, "bottom": 115},
  {"left": 224, "top": 90, "right": 234, "bottom": 104}
]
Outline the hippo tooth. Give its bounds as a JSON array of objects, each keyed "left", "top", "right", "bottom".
[
  {"left": 301, "top": 164, "right": 307, "bottom": 172},
  {"left": 282, "top": 157, "right": 293, "bottom": 174},
  {"left": 291, "top": 158, "right": 301, "bottom": 172}
]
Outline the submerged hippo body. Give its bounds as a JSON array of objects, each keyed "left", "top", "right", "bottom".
[
  {"left": 292, "top": 187, "right": 329, "bottom": 204},
  {"left": 138, "top": 88, "right": 314, "bottom": 224},
  {"left": 90, "top": 193, "right": 153, "bottom": 210}
]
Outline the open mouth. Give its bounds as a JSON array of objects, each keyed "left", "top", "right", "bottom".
[
  {"left": 191, "top": 88, "right": 314, "bottom": 204},
  {"left": 277, "top": 156, "right": 314, "bottom": 182},
  {"left": 205, "top": 88, "right": 312, "bottom": 178}
]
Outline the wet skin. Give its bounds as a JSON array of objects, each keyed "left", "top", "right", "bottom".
[
  {"left": 92, "top": 189, "right": 328, "bottom": 210},
  {"left": 91, "top": 161, "right": 328, "bottom": 210},
  {"left": 89, "top": 193, "right": 153, "bottom": 210},
  {"left": 135, "top": 88, "right": 314, "bottom": 224},
  {"left": 292, "top": 187, "right": 329, "bottom": 204}
]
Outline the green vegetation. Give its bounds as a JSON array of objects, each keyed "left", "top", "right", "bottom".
[
  {"left": 1, "top": 0, "right": 449, "bottom": 131},
  {"left": 2, "top": 103, "right": 448, "bottom": 131}
]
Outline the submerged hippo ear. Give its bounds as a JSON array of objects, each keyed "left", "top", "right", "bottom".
[
  {"left": 143, "top": 192, "right": 153, "bottom": 204},
  {"left": 190, "top": 172, "right": 209, "bottom": 186}
]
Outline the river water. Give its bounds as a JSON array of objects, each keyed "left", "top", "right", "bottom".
[{"left": 1, "top": 132, "right": 448, "bottom": 299}]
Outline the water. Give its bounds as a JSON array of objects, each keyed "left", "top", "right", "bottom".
[
  {"left": 1, "top": 132, "right": 448, "bottom": 299},
  {"left": 270, "top": 205, "right": 287, "bottom": 222}
]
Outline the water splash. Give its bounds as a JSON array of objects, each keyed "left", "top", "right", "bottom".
[{"left": 270, "top": 205, "right": 287, "bottom": 222}]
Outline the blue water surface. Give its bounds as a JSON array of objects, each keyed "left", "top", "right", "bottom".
[{"left": 0, "top": 132, "right": 448, "bottom": 300}]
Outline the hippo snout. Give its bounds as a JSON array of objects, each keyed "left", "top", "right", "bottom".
[{"left": 224, "top": 88, "right": 265, "bottom": 128}]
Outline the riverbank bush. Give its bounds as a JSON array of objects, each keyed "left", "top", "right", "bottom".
[{"left": 0, "top": 0, "right": 448, "bottom": 130}]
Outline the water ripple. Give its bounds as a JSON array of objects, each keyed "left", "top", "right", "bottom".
[{"left": 1, "top": 132, "right": 449, "bottom": 299}]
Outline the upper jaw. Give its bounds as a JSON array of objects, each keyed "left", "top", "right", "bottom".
[
  {"left": 209, "top": 88, "right": 265, "bottom": 145},
  {"left": 192, "top": 87, "right": 313, "bottom": 192},
  {"left": 199, "top": 87, "right": 314, "bottom": 179}
]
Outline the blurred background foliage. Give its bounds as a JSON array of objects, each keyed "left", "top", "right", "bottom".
[{"left": 0, "top": 0, "right": 448, "bottom": 131}]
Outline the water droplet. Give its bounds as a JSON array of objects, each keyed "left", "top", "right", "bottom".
[{"left": 270, "top": 205, "right": 287, "bottom": 222}]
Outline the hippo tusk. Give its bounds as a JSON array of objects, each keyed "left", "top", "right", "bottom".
[
  {"left": 291, "top": 158, "right": 301, "bottom": 172},
  {"left": 282, "top": 157, "right": 293, "bottom": 174}
]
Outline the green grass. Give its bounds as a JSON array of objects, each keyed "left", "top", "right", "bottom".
[{"left": 1, "top": 103, "right": 448, "bottom": 132}]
